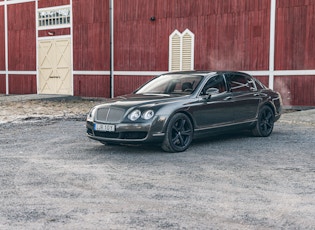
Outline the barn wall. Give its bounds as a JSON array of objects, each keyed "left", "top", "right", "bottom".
[
  {"left": 274, "top": 75, "right": 315, "bottom": 107},
  {"left": 114, "top": 0, "right": 167, "bottom": 71},
  {"left": 7, "top": 2, "right": 36, "bottom": 71},
  {"left": 114, "top": 75, "right": 155, "bottom": 96},
  {"left": 74, "top": 75, "right": 110, "bottom": 98},
  {"left": 275, "top": 0, "right": 315, "bottom": 70},
  {"left": 38, "top": 28, "right": 70, "bottom": 37},
  {"left": 8, "top": 75, "right": 36, "bottom": 94},
  {"left": 0, "top": 0, "right": 314, "bottom": 107},
  {"left": 114, "top": 0, "right": 270, "bottom": 71},
  {"left": 194, "top": 0, "right": 270, "bottom": 70},
  {"left": 255, "top": 76, "right": 269, "bottom": 88},
  {"left": 72, "top": 0, "right": 110, "bottom": 71},
  {"left": 0, "top": 5, "right": 4, "bottom": 70},
  {"left": 0, "top": 75, "right": 5, "bottom": 94},
  {"left": 38, "top": 0, "right": 70, "bottom": 8}
]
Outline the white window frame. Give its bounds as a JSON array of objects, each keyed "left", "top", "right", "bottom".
[
  {"left": 169, "top": 29, "right": 195, "bottom": 71},
  {"left": 38, "top": 5, "right": 71, "bottom": 30}
]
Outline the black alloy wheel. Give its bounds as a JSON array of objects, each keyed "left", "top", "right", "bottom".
[
  {"left": 162, "top": 113, "right": 193, "bottom": 152},
  {"left": 252, "top": 105, "right": 275, "bottom": 137}
]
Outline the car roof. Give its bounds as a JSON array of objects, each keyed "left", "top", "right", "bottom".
[{"left": 163, "top": 70, "right": 249, "bottom": 76}]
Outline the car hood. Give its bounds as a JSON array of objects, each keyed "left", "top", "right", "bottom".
[{"left": 97, "top": 94, "right": 188, "bottom": 109}]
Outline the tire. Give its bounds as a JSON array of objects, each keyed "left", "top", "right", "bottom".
[
  {"left": 161, "top": 113, "right": 193, "bottom": 152},
  {"left": 252, "top": 105, "right": 275, "bottom": 137}
]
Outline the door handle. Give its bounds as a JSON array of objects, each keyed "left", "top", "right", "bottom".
[{"left": 253, "top": 93, "right": 260, "bottom": 96}]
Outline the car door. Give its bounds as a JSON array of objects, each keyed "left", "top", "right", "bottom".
[
  {"left": 190, "top": 74, "right": 234, "bottom": 129},
  {"left": 226, "top": 73, "right": 261, "bottom": 122}
]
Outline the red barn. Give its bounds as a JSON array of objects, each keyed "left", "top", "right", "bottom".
[{"left": 1, "top": 0, "right": 315, "bottom": 107}]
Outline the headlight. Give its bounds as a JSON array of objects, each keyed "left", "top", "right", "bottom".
[
  {"left": 87, "top": 107, "right": 97, "bottom": 122},
  {"left": 128, "top": 109, "right": 141, "bottom": 121},
  {"left": 128, "top": 109, "right": 155, "bottom": 121},
  {"left": 142, "top": 110, "right": 155, "bottom": 120}
]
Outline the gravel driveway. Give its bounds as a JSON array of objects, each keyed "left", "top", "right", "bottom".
[{"left": 0, "top": 97, "right": 315, "bottom": 229}]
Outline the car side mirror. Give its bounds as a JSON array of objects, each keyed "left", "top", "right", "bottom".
[{"left": 205, "top": 88, "right": 219, "bottom": 99}]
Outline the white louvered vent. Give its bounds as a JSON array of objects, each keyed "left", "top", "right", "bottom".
[
  {"left": 171, "top": 33, "right": 181, "bottom": 71},
  {"left": 182, "top": 32, "right": 193, "bottom": 71},
  {"left": 169, "top": 29, "right": 194, "bottom": 71}
]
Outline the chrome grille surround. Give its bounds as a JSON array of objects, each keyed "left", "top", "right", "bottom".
[{"left": 95, "top": 107, "right": 125, "bottom": 123}]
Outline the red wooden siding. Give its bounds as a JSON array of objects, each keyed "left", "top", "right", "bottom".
[
  {"left": 114, "top": 75, "right": 154, "bottom": 96},
  {"left": 74, "top": 75, "right": 110, "bottom": 98},
  {"left": 38, "top": 28, "right": 70, "bottom": 37},
  {"left": 114, "top": 0, "right": 270, "bottom": 71},
  {"left": 274, "top": 76, "right": 315, "bottom": 107},
  {"left": 7, "top": 2, "right": 36, "bottom": 71},
  {"left": 275, "top": 1, "right": 315, "bottom": 70},
  {"left": 72, "top": 0, "right": 110, "bottom": 71},
  {"left": 38, "top": 0, "right": 70, "bottom": 8},
  {"left": 74, "top": 75, "right": 154, "bottom": 98},
  {"left": 114, "top": 0, "right": 168, "bottom": 71},
  {"left": 255, "top": 76, "right": 269, "bottom": 88},
  {"left": 0, "top": 0, "right": 314, "bottom": 107},
  {"left": 0, "top": 75, "right": 5, "bottom": 94},
  {"left": 8, "top": 75, "right": 36, "bottom": 94},
  {"left": 0, "top": 6, "right": 5, "bottom": 70}
]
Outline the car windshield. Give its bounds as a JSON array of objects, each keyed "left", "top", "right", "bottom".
[{"left": 135, "top": 74, "right": 204, "bottom": 95}]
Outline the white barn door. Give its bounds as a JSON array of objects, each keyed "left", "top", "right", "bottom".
[{"left": 38, "top": 38, "right": 72, "bottom": 95}]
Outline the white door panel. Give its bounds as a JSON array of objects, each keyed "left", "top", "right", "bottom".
[{"left": 38, "top": 38, "right": 72, "bottom": 95}]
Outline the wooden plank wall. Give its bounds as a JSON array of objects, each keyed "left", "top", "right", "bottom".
[
  {"left": 276, "top": 0, "right": 315, "bottom": 70},
  {"left": 275, "top": 0, "right": 315, "bottom": 106},
  {"left": 38, "top": 28, "right": 70, "bottom": 37},
  {"left": 38, "top": 0, "right": 70, "bottom": 8},
  {"left": 0, "top": 75, "right": 5, "bottom": 94},
  {"left": 8, "top": 75, "right": 36, "bottom": 94},
  {"left": 7, "top": 2, "right": 36, "bottom": 71},
  {"left": 72, "top": 0, "right": 110, "bottom": 71},
  {"left": 114, "top": 75, "right": 154, "bottom": 96},
  {"left": 74, "top": 75, "right": 110, "bottom": 98},
  {"left": 113, "top": 0, "right": 271, "bottom": 96},
  {"left": 0, "top": 6, "right": 4, "bottom": 71},
  {"left": 114, "top": 0, "right": 270, "bottom": 71},
  {"left": 72, "top": 0, "right": 111, "bottom": 97},
  {"left": 255, "top": 76, "right": 269, "bottom": 88},
  {"left": 0, "top": 0, "right": 314, "bottom": 106},
  {"left": 274, "top": 75, "right": 315, "bottom": 107}
]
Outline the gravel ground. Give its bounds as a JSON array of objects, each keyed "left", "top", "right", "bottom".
[
  {"left": 0, "top": 96, "right": 315, "bottom": 229},
  {"left": 0, "top": 97, "right": 105, "bottom": 124}
]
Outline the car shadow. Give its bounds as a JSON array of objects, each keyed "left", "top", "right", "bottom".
[{"left": 87, "top": 130, "right": 254, "bottom": 155}]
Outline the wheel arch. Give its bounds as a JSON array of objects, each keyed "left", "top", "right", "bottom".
[
  {"left": 261, "top": 102, "right": 276, "bottom": 116},
  {"left": 161, "top": 109, "right": 195, "bottom": 133}
]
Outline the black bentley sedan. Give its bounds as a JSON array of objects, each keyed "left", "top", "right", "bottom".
[{"left": 86, "top": 71, "right": 282, "bottom": 152}]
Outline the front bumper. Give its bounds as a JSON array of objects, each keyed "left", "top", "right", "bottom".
[{"left": 86, "top": 117, "right": 166, "bottom": 144}]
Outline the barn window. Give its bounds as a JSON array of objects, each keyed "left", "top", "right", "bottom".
[
  {"left": 38, "top": 6, "right": 71, "bottom": 29},
  {"left": 169, "top": 29, "right": 194, "bottom": 71}
]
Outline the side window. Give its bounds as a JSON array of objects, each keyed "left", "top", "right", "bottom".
[
  {"left": 201, "top": 75, "right": 226, "bottom": 95},
  {"left": 254, "top": 79, "right": 265, "bottom": 90},
  {"left": 228, "top": 74, "right": 257, "bottom": 92}
]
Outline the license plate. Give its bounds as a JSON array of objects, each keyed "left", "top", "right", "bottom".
[{"left": 94, "top": 123, "right": 115, "bottom": 132}]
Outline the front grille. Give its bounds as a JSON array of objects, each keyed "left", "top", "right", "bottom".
[
  {"left": 96, "top": 107, "right": 125, "bottom": 123},
  {"left": 94, "top": 131, "right": 120, "bottom": 138},
  {"left": 93, "top": 131, "right": 148, "bottom": 140},
  {"left": 121, "top": 132, "right": 147, "bottom": 139}
]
